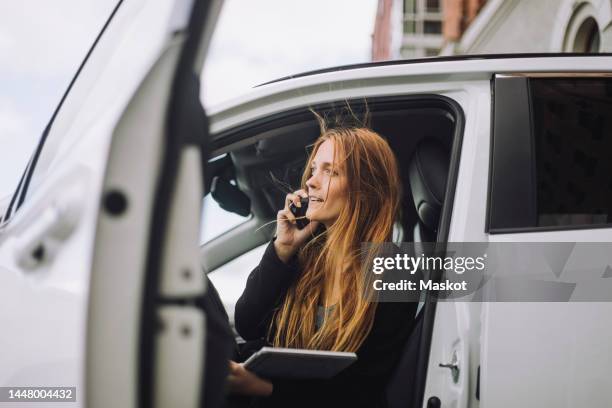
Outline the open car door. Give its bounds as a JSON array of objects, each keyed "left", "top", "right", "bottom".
[
  {"left": 0, "top": 1, "right": 224, "bottom": 407},
  {"left": 87, "top": 1, "right": 225, "bottom": 408}
]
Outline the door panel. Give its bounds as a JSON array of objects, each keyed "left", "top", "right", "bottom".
[
  {"left": 480, "top": 73, "right": 612, "bottom": 406},
  {"left": 87, "top": 41, "right": 185, "bottom": 408},
  {"left": 0, "top": 2, "right": 207, "bottom": 408},
  {"left": 421, "top": 82, "right": 491, "bottom": 408},
  {"left": 481, "top": 301, "right": 612, "bottom": 407},
  {"left": 434, "top": 71, "right": 612, "bottom": 408},
  {"left": 89, "top": 0, "right": 223, "bottom": 406}
]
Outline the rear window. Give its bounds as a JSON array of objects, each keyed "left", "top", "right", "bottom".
[
  {"left": 532, "top": 78, "right": 612, "bottom": 228},
  {"left": 489, "top": 76, "right": 612, "bottom": 232}
]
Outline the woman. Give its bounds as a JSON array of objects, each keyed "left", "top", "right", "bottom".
[{"left": 227, "top": 123, "right": 418, "bottom": 407}]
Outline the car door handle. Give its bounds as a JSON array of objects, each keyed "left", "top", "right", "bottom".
[
  {"left": 439, "top": 349, "right": 460, "bottom": 383},
  {"left": 13, "top": 183, "right": 83, "bottom": 270}
]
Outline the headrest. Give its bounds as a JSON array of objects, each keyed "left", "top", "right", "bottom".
[{"left": 408, "top": 139, "right": 449, "bottom": 231}]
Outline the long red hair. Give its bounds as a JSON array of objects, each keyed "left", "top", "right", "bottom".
[{"left": 271, "top": 122, "right": 401, "bottom": 352}]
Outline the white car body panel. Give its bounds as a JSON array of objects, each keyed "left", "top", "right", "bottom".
[{"left": 0, "top": 1, "right": 193, "bottom": 406}]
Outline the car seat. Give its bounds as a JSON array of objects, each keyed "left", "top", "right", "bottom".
[
  {"left": 385, "top": 138, "right": 450, "bottom": 408},
  {"left": 408, "top": 139, "right": 449, "bottom": 244}
]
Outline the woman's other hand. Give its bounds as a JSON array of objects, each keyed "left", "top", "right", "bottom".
[
  {"left": 227, "top": 361, "right": 273, "bottom": 396},
  {"left": 274, "top": 189, "right": 320, "bottom": 263}
]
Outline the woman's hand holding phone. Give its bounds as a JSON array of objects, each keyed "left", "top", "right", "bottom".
[{"left": 274, "top": 189, "right": 320, "bottom": 263}]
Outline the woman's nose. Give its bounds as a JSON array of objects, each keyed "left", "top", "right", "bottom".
[{"left": 306, "top": 173, "right": 319, "bottom": 190}]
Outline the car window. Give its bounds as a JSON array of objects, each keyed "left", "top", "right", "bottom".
[
  {"left": 200, "top": 195, "right": 250, "bottom": 244},
  {"left": 0, "top": 1, "right": 118, "bottom": 220},
  {"left": 207, "top": 243, "right": 266, "bottom": 324},
  {"left": 490, "top": 76, "right": 612, "bottom": 231},
  {"left": 531, "top": 78, "right": 612, "bottom": 228}
]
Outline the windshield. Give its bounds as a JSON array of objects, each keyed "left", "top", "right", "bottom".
[{"left": 0, "top": 0, "right": 118, "bottom": 203}]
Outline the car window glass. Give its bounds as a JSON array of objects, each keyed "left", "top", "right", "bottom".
[
  {"left": 531, "top": 78, "right": 612, "bottom": 228},
  {"left": 207, "top": 243, "right": 266, "bottom": 324},
  {"left": 0, "top": 1, "right": 117, "bottom": 207},
  {"left": 200, "top": 195, "right": 249, "bottom": 244}
]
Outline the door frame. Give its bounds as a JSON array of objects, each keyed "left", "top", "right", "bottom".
[
  {"left": 138, "top": 1, "right": 215, "bottom": 407},
  {"left": 207, "top": 92, "right": 466, "bottom": 407}
]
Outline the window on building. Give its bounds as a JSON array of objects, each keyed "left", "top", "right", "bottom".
[
  {"left": 401, "top": 45, "right": 417, "bottom": 57},
  {"left": 404, "top": 19, "right": 417, "bottom": 34},
  {"left": 424, "top": 20, "right": 442, "bottom": 34},
  {"left": 401, "top": 0, "right": 443, "bottom": 59},
  {"left": 573, "top": 17, "right": 600, "bottom": 53},
  {"left": 587, "top": 28, "right": 601, "bottom": 52},
  {"left": 404, "top": 0, "right": 416, "bottom": 15},
  {"left": 532, "top": 78, "right": 612, "bottom": 228},
  {"left": 425, "top": 0, "right": 440, "bottom": 12}
]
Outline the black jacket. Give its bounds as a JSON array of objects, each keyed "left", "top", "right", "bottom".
[{"left": 234, "top": 240, "right": 418, "bottom": 408}]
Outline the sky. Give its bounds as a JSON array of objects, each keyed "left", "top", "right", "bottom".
[
  {"left": 0, "top": 0, "right": 117, "bottom": 199},
  {"left": 0, "top": 0, "right": 378, "bottom": 200},
  {"left": 201, "top": 0, "right": 379, "bottom": 106}
]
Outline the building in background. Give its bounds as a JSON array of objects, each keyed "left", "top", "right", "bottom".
[
  {"left": 372, "top": 0, "right": 486, "bottom": 60},
  {"left": 372, "top": 0, "right": 611, "bottom": 61},
  {"left": 400, "top": 0, "right": 447, "bottom": 58}
]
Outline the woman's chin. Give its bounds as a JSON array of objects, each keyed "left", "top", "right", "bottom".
[{"left": 306, "top": 209, "right": 318, "bottom": 221}]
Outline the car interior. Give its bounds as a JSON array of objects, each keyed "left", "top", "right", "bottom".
[{"left": 200, "top": 96, "right": 458, "bottom": 407}]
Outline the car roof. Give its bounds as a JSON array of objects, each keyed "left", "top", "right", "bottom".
[
  {"left": 207, "top": 53, "right": 612, "bottom": 136},
  {"left": 257, "top": 53, "right": 612, "bottom": 86}
]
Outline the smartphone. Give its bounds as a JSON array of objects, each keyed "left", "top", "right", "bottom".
[{"left": 289, "top": 197, "right": 310, "bottom": 230}]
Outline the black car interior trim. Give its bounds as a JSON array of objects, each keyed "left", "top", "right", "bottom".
[{"left": 488, "top": 75, "right": 537, "bottom": 230}]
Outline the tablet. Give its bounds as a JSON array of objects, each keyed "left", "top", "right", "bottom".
[{"left": 243, "top": 347, "right": 357, "bottom": 379}]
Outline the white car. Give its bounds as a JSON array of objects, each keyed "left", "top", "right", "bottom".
[{"left": 1, "top": 1, "right": 612, "bottom": 407}]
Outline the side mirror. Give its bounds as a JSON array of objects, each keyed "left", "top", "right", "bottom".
[{"left": 210, "top": 176, "right": 251, "bottom": 217}]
